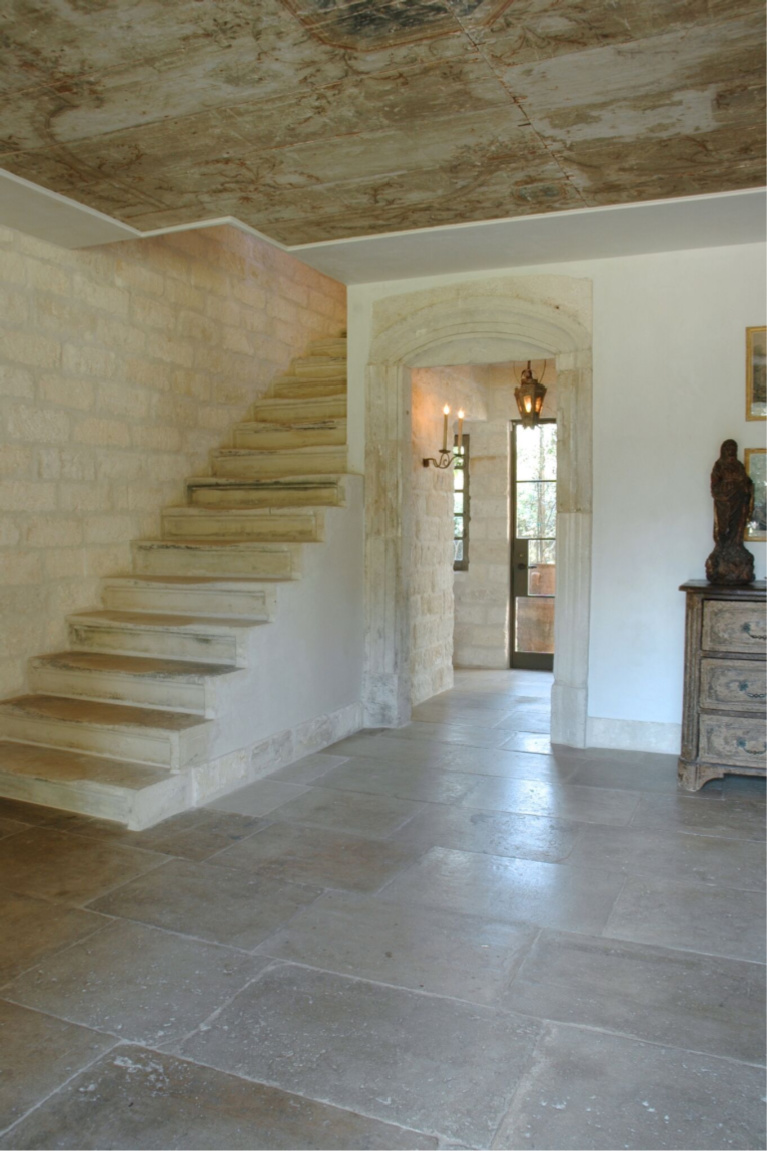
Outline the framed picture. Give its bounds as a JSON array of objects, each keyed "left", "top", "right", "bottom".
[
  {"left": 745, "top": 448, "right": 766, "bottom": 541},
  {"left": 746, "top": 326, "right": 766, "bottom": 420}
]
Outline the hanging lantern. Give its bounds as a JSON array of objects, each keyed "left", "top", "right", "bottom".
[{"left": 514, "top": 361, "right": 547, "bottom": 428}]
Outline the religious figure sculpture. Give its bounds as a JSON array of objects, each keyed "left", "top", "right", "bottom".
[{"left": 705, "top": 439, "right": 755, "bottom": 585}]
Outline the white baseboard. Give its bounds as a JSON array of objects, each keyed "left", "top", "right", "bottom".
[{"left": 586, "top": 716, "right": 681, "bottom": 755}]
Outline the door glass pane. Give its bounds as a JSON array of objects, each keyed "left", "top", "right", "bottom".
[
  {"left": 515, "top": 481, "right": 555, "bottom": 538},
  {"left": 515, "top": 423, "right": 557, "bottom": 481},
  {"left": 515, "top": 597, "right": 555, "bottom": 653}
]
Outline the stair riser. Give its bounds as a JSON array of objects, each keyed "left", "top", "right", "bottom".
[
  {"left": 250, "top": 398, "right": 346, "bottom": 422},
  {"left": 187, "top": 484, "right": 343, "bottom": 509},
  {"left": 69, "top": 621, "right": 242, "bottom": 667},
  {"left": 102, "top": 583, "right": 275, "bottom": 618},
  {"left": 0, "top": 718, "right": 187, "bottom": 770},
  {"left": 161, "top": 512, "right": 320, "bottom": 543},
  {"left": 212, "top": 453, "right": 346, "bottom": 479},
  {"left": 271, "top": 379, "right": 346, "bottom": 399},
  {"left": 233, "top": 425, "right": 346, "bottom": 450},
  {"left": 132, "top": 543, "right": 298, "bottom": 579},
  {"left": 291, "top": 361, "right": 347, "bottom": 378},
  {"left": 29, "top": 665, "right": 209, "bottom": 715}
]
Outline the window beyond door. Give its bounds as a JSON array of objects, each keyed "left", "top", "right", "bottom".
[{"left": 511, "top": 420, "right": 556, "bottom": 670}]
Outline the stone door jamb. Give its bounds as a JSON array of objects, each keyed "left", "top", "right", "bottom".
[{"left": 362, "top": 278, "right": 593, "bottom": 747}]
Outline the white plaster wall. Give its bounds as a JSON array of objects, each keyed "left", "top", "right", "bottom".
[{"left": 349, "top": 241, "right": 766, "bottom": 751}]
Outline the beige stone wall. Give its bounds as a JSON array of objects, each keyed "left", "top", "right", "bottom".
[
  {"left": 410, "top": 366, "right": 487, "bottom": 704},
  {"left": 454, "top": 361, "right": 557, "bottom": 669},
  {"left": 0, "top": 223, "right": 346, "bottom": 698}
]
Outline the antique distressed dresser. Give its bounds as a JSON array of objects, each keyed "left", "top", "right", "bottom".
[{"left": 678, "top": 580, "right": 766, "bottom": 790}]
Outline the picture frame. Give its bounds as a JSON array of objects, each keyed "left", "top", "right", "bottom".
[
  {"left": 746, "top": 326, "right": 766, "bottom": 421},
  {"left": 745, "top": 447, "right": 766, "bottom": 541}
]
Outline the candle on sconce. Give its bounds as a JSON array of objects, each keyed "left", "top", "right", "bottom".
[
  {"left": 457, "top": 409, "right": 465, "bottom": 450},
  {"left": 442, "top": 404, "right": 450, "bottom": 452}
]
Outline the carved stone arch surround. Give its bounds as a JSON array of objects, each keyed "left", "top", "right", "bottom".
[{"left": 363, "top": 276, "right": 593, "bottom": 747}]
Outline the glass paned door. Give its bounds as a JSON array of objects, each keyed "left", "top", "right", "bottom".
[{"left": 511, "top": 420, "right": 556, "bottom": 670}]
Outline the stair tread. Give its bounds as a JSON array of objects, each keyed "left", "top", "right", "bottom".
[
  {"left": 104, "top": 575, "right": 275, "bottom": 587},
  {"left": 70, "top": 609, "right": 261, "bottom": 631},
  {"left": 237, "top": 419, "right": 345, "bottom": 430},
  {"left": 0, "top": 694, "right": 208, "bottom": 732},
  {"left": 187, "top": 475, "right": 345, "bottom": 487},
  {"left": 214, "top": 445, "right": 345, "bottom": 458},
  {"left": 31, "top": 651, "right": 234, "bottom": 680},
  {"left": 0, "top": 741, "right": 169, "bottom": 791},
  {"left": 134, "top": 538, "right": 297, "bottom": 550},
  {"left": 163, "top": 506, "right": 319, "bottom": 518}
]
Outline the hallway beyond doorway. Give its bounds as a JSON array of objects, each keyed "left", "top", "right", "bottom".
[{"left": 0, "top": 671, "right": 764, "bottom": 1149}]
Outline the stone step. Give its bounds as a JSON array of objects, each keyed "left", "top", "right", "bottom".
[
  {"left": 212, "top": 446, "right": 347, "bottom": 479},
  {"left": 186, "top": 475, "right": 347, "bottom": 510},
  {"left": 161, "top": 506, "right": 323, "bottom": 543},
  {"left": 102, "top": 576, "right": 277, "bottom": 619},
  {"left": 271, "top": 375, "right": 346, "bottom": 399},
  {"left": 249, "top": 394, "right": 347, "bottom": 424},
  {"left": 0, "top": 740, "right": 184, "bottom": 829},
  {"left": 68, "top": 609, "right": 260, "bottom": 667},
  {"left": 233, "top": 419, "right": 346, "bottom": 451},
  {"left": 0, "top": 694, "right": 210, "bottom": 772},
  {"left": 131, "top": 539, "right": 301, "bottom": 579},
  {"left": 307, "top": 337, "right": 347, "bottom": 357},
  {"left": 290, "top": 356, "right": 347, "bottom": 379},
  {"left": 29, "top": 651, "right": 234, "bottom": 714}
]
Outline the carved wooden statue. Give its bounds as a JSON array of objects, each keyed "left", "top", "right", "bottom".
[{"left": 705, "top": 439, "right": 755, "bottom": 585}]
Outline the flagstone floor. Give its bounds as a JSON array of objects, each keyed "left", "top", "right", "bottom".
[{"left": 0, "top": 670, "right": 764, "bottom": 1150}]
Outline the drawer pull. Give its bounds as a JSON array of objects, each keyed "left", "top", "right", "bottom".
[
  {"left": 736, "top": 737, "right": 767, "bottom": 757},
  {"left": 737, "top": 681, "right": 767, "bottom": 701},
  {"left": 742, "top": 622, "right": 767, "bottom": 642}
]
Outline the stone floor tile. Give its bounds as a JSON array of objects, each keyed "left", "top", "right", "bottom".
[
  {"left": 494, "top": 1023, "right": 766, "bottom": 1150},
  {"left": 605, "top": 874, "right": 767, "bottom": 963},
  {"left": 267, "top": 786, "right": 424, "bottom": 838},
  {"left": 0, "top": 999, "right": 115, "bottom": 1135},
  {"left": 4, "top": 920, "right": 268, "bottom": 1045},
  {"left": 0, "top": 827, "right": 166, "bottom": 905},
  {"left": 381, "top": 720, "right": 513, "bottom": 749},
  {"left": 176, "top": 963, "right": 541, "bottom": 1146},
  {"left": 390, "top": 804, "right": 582, "bottom": 863},
  {"left": 257, "top": 889, "right": 538, "bottom": 1005},
  {"left": 0, "top": 891, "right": 109, "bottom": 986},
  {"left": 266, "top": 752, "right": 351, "bottom": 784},
  {"left": 381, "top": 846, "right": 625, "bottom": 934},
  {"left": 723, "top": 775, "right": 766, "bottom": 802},
  {"left": 208, "top": 822, "right": 419, "bottom": 892},
  {"left": 502, "top": 929, "right": 766, "bottom": 1064},
  {"left": 0, "top": 1044, "right": 439, "bottom": 1151},
  {"left": 497, "top": 731, "right": 554, "bottom": 754},
  {"left": 89, "top": 858, "right": 320, "bottom": 950},
  {"left": 461, "top": 776, "right": 641, "bottom": 825},
  {"left": 566, "top": 823, "right": 766, "bottom": 890},
  {"left": 631, "top": 793, "right": 767, "bottom": 840},
  {"left": 0, "top": 798, "right": 54, "bottom": 825},
  {"left": 323, "top": 735, "right": 572, "bottom": 781},
  {"left": 567, "top": 756, "right": 696, "bottom": 794},
  {"left": 206, "top": 779, "right": 309, "bottom": 817},
  {"left": 491, "top": 705, "right": 551, "bottom": 733},
  {"left": 315, "top": 756, "right": 480, "bottom": 804}
]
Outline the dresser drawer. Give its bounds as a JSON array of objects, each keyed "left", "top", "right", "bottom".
[
  {"left": 698, "top": 714, "right": 767, "bottom": 769},
  {"left": 702, "top": 600, "right": 767, "bottom": 655},
  {"left": 700, "top": 658, "right": 767, "bottom": 712}
]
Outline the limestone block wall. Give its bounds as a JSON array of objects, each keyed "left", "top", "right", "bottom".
[
  {"left": 0, "top": 223, "right": 346, "bottom": 698},
  {"left": 410, "top": 366, "right": 487, "bottom": 704}
]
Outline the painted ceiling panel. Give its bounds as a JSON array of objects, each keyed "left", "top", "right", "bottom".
[{"left": 0, "top": 0, "right": 763, "bottom": 245}]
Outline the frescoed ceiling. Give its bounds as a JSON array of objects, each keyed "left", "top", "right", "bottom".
[{"left": 0, "top": 0, "right": 764, "bottom": 246}]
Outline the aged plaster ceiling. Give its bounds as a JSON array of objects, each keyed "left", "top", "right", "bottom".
[{"left": 0, "top": 0, "right": 765, "bottom": 248}]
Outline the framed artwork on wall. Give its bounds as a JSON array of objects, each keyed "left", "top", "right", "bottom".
[
  {"left": 746, "top": 448, "right": 766, "bottom": 541},
  {"left": 746, "top": 326, "right": 766, "bottom": 420}
]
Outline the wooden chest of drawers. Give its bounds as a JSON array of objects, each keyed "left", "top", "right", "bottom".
[{"left": 678, "top": 581, "right": 766, "bottom": 791}]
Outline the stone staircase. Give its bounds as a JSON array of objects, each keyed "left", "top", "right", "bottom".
[{"left": 0, "top": 336, "right": 353, "bottom": 829}]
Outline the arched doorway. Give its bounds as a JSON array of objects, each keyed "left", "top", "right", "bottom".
[{"left": 361, "top": 276, "right": 593, "bottom": 748}]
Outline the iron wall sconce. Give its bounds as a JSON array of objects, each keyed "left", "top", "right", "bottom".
[{"left": 423, "top": 405, "right": 464, "bottom": 468}]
